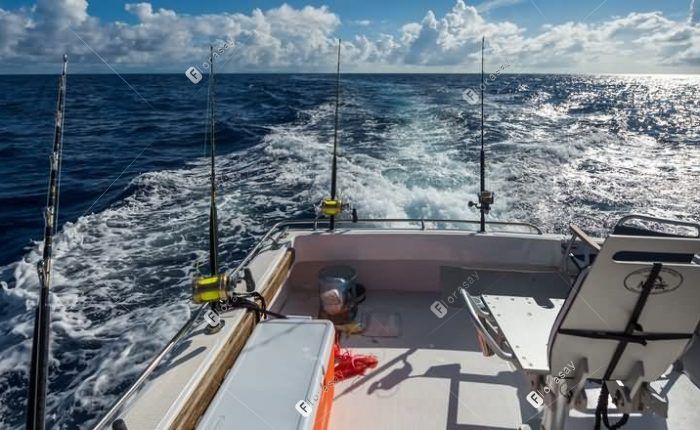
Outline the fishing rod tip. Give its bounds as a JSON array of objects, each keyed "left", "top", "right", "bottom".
[{"left": 63, "top": 53, "right": 68, "bottom": 62}]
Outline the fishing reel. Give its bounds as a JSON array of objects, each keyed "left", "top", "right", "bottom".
[
  {"left": 193, "top": 272, "right": 235, "bottom": 334},
  {"left": 192, "top": 267, "right": 258, "bottom": 304},
  {"left": 318, "top": 198, "right": 358, "bottom": 222},
  {"left": 321, "top": 198, "right": 345, "bottom": 217},
  {"left": 192, "top": 273, "right": 232, "bottom": 304},
  {"left": 468, "top": 190, "right": 494, "bottom": 214}
]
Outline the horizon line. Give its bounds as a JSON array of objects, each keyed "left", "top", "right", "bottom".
[{"left": 2, "top": 71, "right": 699, "bottom": 77}]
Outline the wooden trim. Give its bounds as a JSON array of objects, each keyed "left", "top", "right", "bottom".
[
  {"left": 172, "top": 249, "right": 295, "bottom": 430},
  {"left": 569, "top": 224, "right": 601, "bottom": 252}
]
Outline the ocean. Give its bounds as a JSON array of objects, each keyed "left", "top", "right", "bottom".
[{"left": 0, "top": 73, "right": 698, "bottom": 428}]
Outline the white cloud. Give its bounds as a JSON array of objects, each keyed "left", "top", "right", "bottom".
[
  {"left": 0, "top": 8, "right": 28, "bottom": 56},
  {"left": 352, "top": 19, "right": 371, "bottom": 27},
  {"left": 0, "top": 0, "right": 698, "bottom": 74},
  {"left": 400, "top": 0, "right": 523, "bottom": 66},
  {"left": 476, "top": 0, "right": 525, "bottom": 13},
  {"left": 37, "top": 0, "right": 89, "bottom": 28}
]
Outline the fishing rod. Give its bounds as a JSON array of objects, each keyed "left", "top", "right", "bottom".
[
  {"left": 27, "top": 54, "right": 68, "bottom": 430},
  {"left": 469, "top": 36, "right": 494, "bottom": 233},
  {"left": 191, "top": 45, "right": 286, "bottom": 323},
  {"left": 207, "top": 45, "right": 220, "bottom": 276},
  {"left": 321, "top": 39, "right": 345, "bottom": 230},
  {"left": 191, "top": 46, "right": 231, "bottom": 310}
]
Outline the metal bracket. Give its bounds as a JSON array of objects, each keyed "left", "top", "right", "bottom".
[
  {"left": 459, "top": 288, "right": 515, "bottom": 361},
  {"left": 243, "top": 267, "right": 256, "bottom": 292},
  {"left": 569, "top": 357, "right": 591, "bottom": 412},
  {"left": 641, "top": 384, "right": 668, "bottom": 418},
  {"left": 625, "top": 360, "right": 645, "bottom": 399},
  {"left": 606, "top": 380, "right": 668, "bottom": 417}
]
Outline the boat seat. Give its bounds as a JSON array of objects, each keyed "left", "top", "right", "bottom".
[
  {"left": 457, "top": 221, "right": 700, "bottom": 428},
  {"left": 458, "top": 225, "right": 700, "bottom": 376},
  {"left": 548, "top": 231, "right": 700, "bottom": 384},
  {"left": 611, "top": 214, "right": 699, "bottom": 263}
]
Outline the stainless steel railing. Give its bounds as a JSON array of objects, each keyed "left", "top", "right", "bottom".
[{"left": 306, "top": 217, "right": 543, "bottom": 234}]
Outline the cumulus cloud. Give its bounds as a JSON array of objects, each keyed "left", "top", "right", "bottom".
[
  {"left": 0, "top": 0, "right": 698, "bottom": 73},
  {"left": 400, "top": 0, "right": 522, "bottom": 66}
]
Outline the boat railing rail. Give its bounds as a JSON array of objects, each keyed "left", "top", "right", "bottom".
[
  {"left": 92, "top": 216, "right": 542, "bottom": 429},
  {"left": 295, "top": 217, "right": 543, "bottom": 235}
]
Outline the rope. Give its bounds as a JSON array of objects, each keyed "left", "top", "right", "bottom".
[
  {"left": 333, "top": 342, "right": 378, "bottom": 381},
  {"left": 594, "top": 383, "right": 629, "bottom": 430},
  {"left": 215, "top": 292, "right": 287, "bottom": 323}
]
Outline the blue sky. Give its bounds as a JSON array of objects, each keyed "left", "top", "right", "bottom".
[
  {"left": 1, "top": 0, "right": 699, "bottom": 73},
  {"left": 0, "top": 0, "right": 693, "bottom": 24},
  {"left": 1, "top": 0, "right": 693, "bottom": 31}
]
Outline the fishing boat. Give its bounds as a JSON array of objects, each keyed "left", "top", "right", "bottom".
[{"left": 26, "top": 41, "right": 700, "bottom": 430}]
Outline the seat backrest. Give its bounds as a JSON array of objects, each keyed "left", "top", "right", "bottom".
[{"left": 548, "top": 234, "right": 700, "bottom": 382}]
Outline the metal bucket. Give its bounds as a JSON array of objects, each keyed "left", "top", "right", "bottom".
[{"left": 318, "top": 265, "right": 357, "bottom": 323}]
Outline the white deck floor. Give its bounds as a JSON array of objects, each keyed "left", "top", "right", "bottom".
[{"left": 279, "top": 289, "right": 700, "bottom": 430}]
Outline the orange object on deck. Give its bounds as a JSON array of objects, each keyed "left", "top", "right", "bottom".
[{"left": 333, "top": 343, "right": 379, "bottom": 381}]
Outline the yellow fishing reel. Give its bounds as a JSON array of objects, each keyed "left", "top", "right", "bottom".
[
  {"left": 321, "top": 198, "right": 343, "bottom": 217},
  {"left": 192, "top": 273, "right": 231, "bottom": 304},
  {"left": 318, "top": 198, "right": 358, "bottom": 225}
]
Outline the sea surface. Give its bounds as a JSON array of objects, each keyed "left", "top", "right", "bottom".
[{"left": 0, "top": 73, "right": 698, "bottom": 428}]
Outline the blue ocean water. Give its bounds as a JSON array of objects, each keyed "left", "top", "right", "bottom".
[{"left": 0, "top": 73, "right": 698, "bottom": 428}]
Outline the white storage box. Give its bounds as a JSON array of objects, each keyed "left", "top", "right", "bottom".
[{"left": 197, "top": 318, "right": 335, "bottom": 430}]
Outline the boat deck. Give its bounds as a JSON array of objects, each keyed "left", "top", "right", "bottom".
[{"left": 279, "top": 288, "right": 700, "bottom": 430}]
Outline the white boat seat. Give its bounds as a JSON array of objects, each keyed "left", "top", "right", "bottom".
[
  {"left": 548, "top": 232, "right": 700, "bottom": 385},
  {"left": 457, "top": 225, "right": 700, "bottom": 385},
  {"left": 454, "top": 223, "right": 700, "bottom": 382},
  {"left": 451, "top": 219, "right": 700, "bottom": 429}
]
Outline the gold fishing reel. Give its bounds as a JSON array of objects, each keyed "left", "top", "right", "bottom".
[
  {"left": 321, "top": 198, "right": 343, "bottom": 217},
  {"left": 192, "top": 273, "right": 231, "bottom": 304},
  {"left": 319, "top": 198, "right": 358, "bottom": 224}
]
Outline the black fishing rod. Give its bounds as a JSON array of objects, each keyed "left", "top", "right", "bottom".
[
  {"left": 192, "top": 46, "right": 231, "bottom": 307},
  {"left": 207, "top": 45, "right": 220, "bottom": 275},
  {"left": 27, "top": 54, "right": 68, "bottom": 430},
  {"left": 469, "top": 36, "right": 493, "bottom": 233},
  {"left": 328, "top": 39, "right": 342, "bottom": 231}
]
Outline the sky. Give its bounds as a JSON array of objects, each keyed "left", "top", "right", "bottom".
[{"left": 0, "top": 0, "right": 699, "bottom": 73}]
